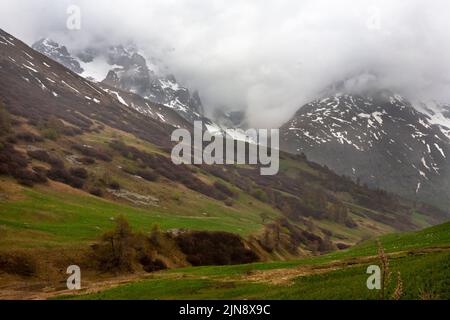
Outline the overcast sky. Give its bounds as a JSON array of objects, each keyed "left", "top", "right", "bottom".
[{"left": 1, "top": 0, "right": 450, "bottom": 127}]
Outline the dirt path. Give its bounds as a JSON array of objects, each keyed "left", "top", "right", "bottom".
[
  {"left": 0, "top": 272, "right": 158, "bottom": 300},
  {"left": 1, "top": 246, "right": 448, "bottom": 300}
]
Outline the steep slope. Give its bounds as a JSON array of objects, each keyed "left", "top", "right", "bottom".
[
  {"left": 32, "top": 39, "right": 204, "bottom": 123},
  {"left": 1, "top": 31, "right": 192, "bottom": 148},
  {"left": 280, "top": 91, "right": 450, "bottom": 212},
  {"left": 1, "top": 27, "right": 448, "bottom": 256},
  {"left": 32, "top": 38, "right": 83, "bottom": 74}
]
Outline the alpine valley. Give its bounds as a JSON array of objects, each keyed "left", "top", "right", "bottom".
[{"left": 0, "top": 28, "right": 449, "bottom": 300}]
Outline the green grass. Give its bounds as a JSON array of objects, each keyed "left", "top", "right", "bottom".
[
  {"left": 59, "top": 222, "right": 450, "bottom": 300},
  {"left": 158, "top": 221, "right": 450, "bottom": 278},
  {"left": 0, "top": 184, "right": 269, "bottom": 248},
  {"left": 62, "top": 251, "right": 449, "bottom": 300}
]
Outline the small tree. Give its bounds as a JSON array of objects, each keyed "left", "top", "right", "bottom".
[
  {"left": 98, "top": 215, "right": 136, "bottom": 272},
  {"left": 150, "top": 223, "right": 162, "bottom": 245}
]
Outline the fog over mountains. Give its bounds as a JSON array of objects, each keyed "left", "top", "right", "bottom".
[
  {"left": 1, "top": 0, "right": 450, "bottom": 128},
  {"left": 1, "top": 1, "right": 450, "bottom": 211}
]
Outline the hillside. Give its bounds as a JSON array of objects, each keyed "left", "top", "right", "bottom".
[
  {"left": 280, "top": 91, "right": 450, "bottom": 211},
  {"left": 51, "top": 223, "right": 450, "bottom": 300},
  {"left": 60, "top": 221, "right": 450, "bottom": 300},
  {"left": 0, "top": 28, "right": 449, "bottom": 299}
]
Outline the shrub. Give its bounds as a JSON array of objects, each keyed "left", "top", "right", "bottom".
[
  {"left": 252, "top": 188, "right": 268, "bottom": 202},
  {"left": 89, "top": 188, "right": 103, "bottom": 197},
  {"left": 138, "top": 256, "right": 167, "bottom": 273},
  {"left": 72, "top": 143, "right": 112, "bottom": 162},
  {"left": 79, "top": 157, "right": 95, "bottom": 165},
  {"left": 47, "top": 167, "right": 84, "bottom": 189},
  {"left": 136, "top": 169, "right": 158, "bottom": 182},
  {"left": 336, "top": 243, "right": 351, "bottom": 250},
  {"left": 109, "top": 181, "right": 121, "bottom": 190},
  {"left": 13, "top": 168, "right": 47, "bottom": 186},
  {"left": 0, "top": 251, "right": 38, "bottom": 277},
  {"left": 16, "top": 132, "right": 44, "bottom": 143},
  {"left": 92, "top": 215, "right": 136, "bottom": 272},
  {"left": 176, "top": 231, "right": 259, "bottom": 266},
  {"left": 69, "top": 167, "right": 88, "bottom": 179},
  {"left": 214, "top": 181, "right": 236, "bottom": 198},
  {"left": 91, "top": 215, "right": 165, "bottom": 273},
  {"left": 27, "top": 150, "right": 63, "bottom": 167},
  {"left": 224, "top": 199, "right": 234, "bottom": 207},
  {"left": 0, "top": 142, "right": 50, "bottom": 187},
  {"left": 41, "top": 128, "right": 60, "bottom": 141}
]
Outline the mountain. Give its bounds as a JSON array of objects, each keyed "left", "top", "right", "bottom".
[
  {"left": 32, "top": 38, "right": 84, "bottom": 74},
  {"left": 1, "top": 28, "right": 449, "bottom": 299},
  {"left": 32, "top": 39, "right": 204, "bottom": 123},
  {"left": 30, "top": 38, "right": 254, "bottom": 143},
  {"left": 280, "top": 91, "right": 450, "bottom": 211},
  {"left": 2, "top": 28, "right": 447, "bottom": 245}
]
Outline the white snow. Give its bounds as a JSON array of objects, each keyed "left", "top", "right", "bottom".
[
  {"left": 156, "top": 113, "right": 166, "bottom": 122},
  {"left": 22, "top": 64, "right": 38, "bottom": 73},
  {"left": 421, "top": 157, "right": 430, "bottom": 170},
  {"left": 0, "top": 35, "right": 15, "bottom": 46},
  {"left": 22, "top": 51, "right": 34, "bottom": 60},
  {"left": 79, "top": 56, "right": 112, "bottom": 82},
  {"left": 108, "top": 90, "right": 129, "bottom": 106},
  {"left": 434, "top": 143, "right": 446, "bottom": 158},
  {"left": 416, "top": 182, "right": 421, "bottom": 193},
  {"left": 419, "top": 170, "right": 428, "bottom": 180},
  {"left": 372, "top": 112, "right": 383, "bottom": 125},
  {"left": 61, "top": 80, "right": 80, "bottom": 93},
  {"left": 159, "top": 79, "right": 181, "bottom": 91}
]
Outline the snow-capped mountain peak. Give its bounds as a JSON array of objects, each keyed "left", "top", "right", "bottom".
[
  {"left": 32, "top": 38, "right": 84, "bottom": 74},
  {"left": 280, "top": 91, "right": 450, "bottom": 211},
  {"left": 32, "top": 38, "right": 205, "bottom": 124}
]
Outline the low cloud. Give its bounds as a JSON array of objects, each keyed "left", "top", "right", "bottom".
[{"left": 1, "top": 0, "right": 450, "bottom": 127}]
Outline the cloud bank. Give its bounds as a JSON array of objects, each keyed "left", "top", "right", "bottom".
[{"left": 1, "top": 0, "right": 450, "bottom": 127}]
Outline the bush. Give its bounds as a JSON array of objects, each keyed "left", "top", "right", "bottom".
[
  {"left": 91, "top": 215, "right": 165, "bottom": 273},
  {"left": 214, "top": 181, "right": 236, "bottom": 198},
  {"left": 69, "top": 167, "right": 88, "bottom": 179},
  {"left": 138, "top": 256, "right": 167, "bottom": 273},
  {"left": 16, "top": 132, "right": 44, "bottom": 143},
  {"left": 136, "top": 169, "right": 158, "bottom": 182},
  {"left": 176, "top": 231, "right": 259, "bottom": 266},
  {"left": 72, "top": 143, "right": 112, "bottom": 162},
  {"left": 79, "top": 157, "right": 95, "bottom": 165},
  {"left": 252, "top": 188, "right": 268, "bottom": 202},
  {"left": 89, "top": 188, "right": 103, "bottom": 197},
  {"left": 0, "top": 143, "right": 49, "bottom": 187},
  {"left": 0, "top": 252, "right": 38, "bottom": 277},
  {"left": 41, "top": 128, "right": 60, "bottom": 141},
  {"left": 47, "top": 167, "right": 84, "bottom": 189},
  {"left": 224, "top": 199, "right": 234, "bottom": 207},
  {"left": 92, "top": 215, "right": 136, "bottom": 272},
  {"left": 27, "top": 150, "right": 63, "bottom": 167},
  {"left": 109, "top": 181, "right": 121, "bottom": 190},
  {"left": 13, "top": 168, "right": 47, "bottom": 186}
]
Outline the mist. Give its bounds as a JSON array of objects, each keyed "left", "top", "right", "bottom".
[{"left": 1, "top": 0, "right": 450, "bottom": 128}]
